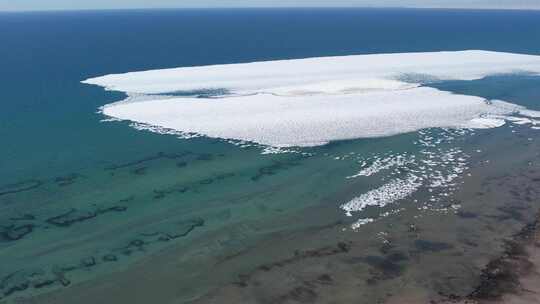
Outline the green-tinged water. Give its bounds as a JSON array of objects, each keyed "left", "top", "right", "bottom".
[{"left": 1, "top": 8, "right": 540, "bottom": 304}]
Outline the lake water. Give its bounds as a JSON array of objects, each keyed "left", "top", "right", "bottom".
[{"left": 1, "top": 8, "right": 540, "bottom": 303}]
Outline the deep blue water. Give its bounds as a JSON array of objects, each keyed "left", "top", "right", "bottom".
[{"left": 2, "top": 8, "right": 540, "bottom": 183}]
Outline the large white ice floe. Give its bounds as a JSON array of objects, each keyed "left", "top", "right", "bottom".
[{"left": 84, "top": 50, "right": 540, "bottom": 147}]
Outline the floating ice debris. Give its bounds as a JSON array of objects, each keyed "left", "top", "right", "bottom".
[
  {"left": 379, "top": 208, "right": 404, "bottom": 219},
  {"left": 347, "top": 153, "right": 415, "bottom": 178},
  {"left": 351, "top": 218, "right": 375, "bottom": 230},
  {"left": 85, "top": 50, "right": 540, "bottom": 148},
  {"left": 519, "top": 109, "right": 540, "bottom": 118},
  {"left": 451, "top": 204, "right": 462, "bottom": 210},
  {"left": 505, "top": 115, "right": 540, "bottom": 127},
  {"left": 343, "top": 128, "right": 472, "bottom": 228},
  {"left": 341, "top": 175, "right": 421, "bottom": 217},
  {"left": 100, "top": 117, "right": 122, "bottom": 122},
  {"left": 129, "top": 122, "right": 201, "bottom": 139},
  {"left": 261, "top": 146, "right": 300, "bottom": 155},
  {"left": 466, "top": 117, "right": 506, "bottom": 128}
]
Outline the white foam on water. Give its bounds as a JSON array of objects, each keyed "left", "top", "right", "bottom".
[{"left": 86, "top": 50, "right": 540, "bottom": 148}]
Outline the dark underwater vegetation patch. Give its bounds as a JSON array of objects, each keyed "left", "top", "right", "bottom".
[{"left": 414, "top": 239, "right": 454, "bottom": 252}]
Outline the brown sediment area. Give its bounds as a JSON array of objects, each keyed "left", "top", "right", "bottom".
[
  {"left": 378, "top": 213, "right": 540, "bottom": 304},
  {"left": 452, "top": 212, "right": 540, "bottom": 304},
  {"left": 188, "top": 129, "right": 540, "bottom": 304}
]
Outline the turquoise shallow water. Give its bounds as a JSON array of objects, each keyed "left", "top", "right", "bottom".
[{"left": 1, "top": 8, "right": 540, "bottom": 303}]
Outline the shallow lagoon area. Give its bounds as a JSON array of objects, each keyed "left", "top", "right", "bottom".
[
  {"left": 1, "top": 8, "right": 540, "bottom": 304},
  {"left": 2, "top": 75, "right": 540, "bottom": 303}
]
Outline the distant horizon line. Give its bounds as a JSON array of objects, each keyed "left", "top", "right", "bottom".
[{"left": 1, "top": 6, "right": 540, "bottom": 13}]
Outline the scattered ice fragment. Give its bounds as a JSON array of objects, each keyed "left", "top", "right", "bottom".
[
  {"left": 351, "top": 218, "right": 375, "bottom": 230},
  {"left": 341, "top": 175, "right": 421, "bottom": 216}
]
